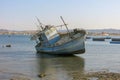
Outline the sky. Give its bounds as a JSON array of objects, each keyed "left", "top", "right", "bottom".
[{"left": 0, "top": 0, "right": 120, "bottom": 30}]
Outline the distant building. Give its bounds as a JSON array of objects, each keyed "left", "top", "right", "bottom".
[{"left": 101, "top": 32, "right": 109, "bottom": 36}]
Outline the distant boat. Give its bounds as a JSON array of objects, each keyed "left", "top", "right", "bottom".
[
  {"left": 86, "top": 36, "right": 91, "bottom": 39},
  {"left": 112, "top": 38, "right": 120, "bottom": 41},
  {"left": 6, "top": 44, "right": 11, "bottom": 47},
  {"left": 105, "top": 36, "right": 111, "bottom": 39},
  {"left": 92, "top": 38, "right": 105, "bottom": 41},
  {"left": 110, "top": 41, "right": 120, "bottom": 44},
  {"left": 34, "top": 16, "right": 86, "bottom": 54}
]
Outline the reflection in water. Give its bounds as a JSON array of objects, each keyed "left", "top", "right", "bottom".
[{"left": 36, "top": 54, "right": 85, "bottom": 80}]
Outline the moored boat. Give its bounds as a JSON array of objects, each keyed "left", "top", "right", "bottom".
[{"left": 110, "top": 41, "right": 120, "bottom": 44}]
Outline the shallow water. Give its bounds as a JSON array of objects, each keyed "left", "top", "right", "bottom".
[
  {"left": 0, "top": 35, "right": 120, "bottom": 79},
  {"left": 81, "top": 41, "right": 120, "bottom": 72}
]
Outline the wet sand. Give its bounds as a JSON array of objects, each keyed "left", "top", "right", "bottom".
[
  {"left": 0, "top": 70, "right": 120, "bottom": 80},
  {"left": 36, "top": 71, "right": 120, "bottom": 80},
  {"left": 86, "top": 71, "right": 120, "bottom": 80}
]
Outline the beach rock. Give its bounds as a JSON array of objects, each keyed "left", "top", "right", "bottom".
[{"left": 38, "top": 73, "right": 46, "bottom": 78}]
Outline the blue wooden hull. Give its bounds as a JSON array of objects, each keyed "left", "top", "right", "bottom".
[{"left": 35, "top": 36, "right": 85, "bottom": 54}]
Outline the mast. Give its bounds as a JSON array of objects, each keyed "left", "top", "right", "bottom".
[
  {"left": 36, "top": 17, "right": 44, "bottom": 30},
  {"left": 60, "top": 16, "right": 71, "bottom": 37}
]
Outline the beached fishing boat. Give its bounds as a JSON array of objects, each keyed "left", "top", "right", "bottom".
[{"left": 34, "top": 17, "right": 86, "bottom": 54}]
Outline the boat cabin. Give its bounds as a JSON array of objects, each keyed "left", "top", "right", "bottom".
[{"left": 39, "top": 26, "right": 60, "bottom": 46}]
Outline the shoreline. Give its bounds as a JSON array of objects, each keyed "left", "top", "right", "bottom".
[{"left": 0, "top": 70, "right": 120, "bottom": 80}]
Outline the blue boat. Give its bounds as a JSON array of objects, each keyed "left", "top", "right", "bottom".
[
  {"left": 110, "top": 41, "right": 120, "bottom": 44},
  {"left": 34, "top": 17, "right": 86, "bottom": 54}
]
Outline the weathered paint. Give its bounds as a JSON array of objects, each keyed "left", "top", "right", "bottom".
[
  {"left": 36, "top": 35, "right": 85, "bottom": 54},
  {"left": 44, "top": 27, "right": 60, "bottom": 44}
]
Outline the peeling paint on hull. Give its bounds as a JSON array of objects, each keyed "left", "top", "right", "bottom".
[{"left": 36, "top": 35, "right": 85, "bottom": 54}]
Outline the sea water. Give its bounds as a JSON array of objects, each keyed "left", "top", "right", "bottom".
[{"left": 0, "top": 35, "right": 120, "bottom": 79}]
